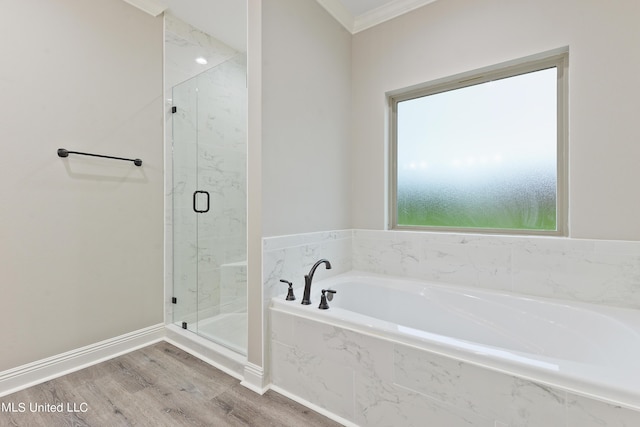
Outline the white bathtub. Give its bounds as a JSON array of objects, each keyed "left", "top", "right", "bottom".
[{"left": 271, "top": 271, "right": 640, "bottom": 411}]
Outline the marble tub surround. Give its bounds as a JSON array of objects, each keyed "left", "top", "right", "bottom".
[
  {"left": 262, "top": 230, "right": 352, "bottom": 383},
  {"left": 352, "top": 229, "right": 640, "bottom": 310},
  {"left": 264, "top": 229, "right": 640, "bottom": 425},
  {"left": 270, "top": 306, "right": 640, "bottom": 427},
  {"left": 265, "top": 229, "right": 640, "bottom": 310},
  {"left": 271, "top": 271, "right": 640, "bottom": 411},
  {"left": 262, "top": 230, "right": 353, "bottom": 304}
]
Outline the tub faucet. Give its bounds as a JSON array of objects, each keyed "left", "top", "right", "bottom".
[{"left": 301, "top": 259, "right": 332, "bottom": 305}]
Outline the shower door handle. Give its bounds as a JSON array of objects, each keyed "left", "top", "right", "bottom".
[{"left": 193, "top": 190, "right": 210, "bottom": 213}]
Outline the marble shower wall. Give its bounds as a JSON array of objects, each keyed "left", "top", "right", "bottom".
[
  {"left": 164, "top": 12, "right": 238, "bottom": 90},
  {"left": 165, "top": 13, "right": 246, "bottom": 326},
  {"left": 195, "top": 55, "right": 247, "bottom": 318}
]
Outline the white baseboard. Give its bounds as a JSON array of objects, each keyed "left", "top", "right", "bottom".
[
  {"left": 240, "top": 362, "right": 269, "bottom": 395},
  {"left": 0, "top": 323, "right": 165, "bottom": 397}
]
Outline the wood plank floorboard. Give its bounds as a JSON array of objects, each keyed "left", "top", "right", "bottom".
[{"left": 0, "top": 342, "right": 343, "bottom": 427}]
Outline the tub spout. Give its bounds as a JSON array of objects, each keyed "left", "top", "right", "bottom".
[{"left": 301, "top": 259, "right": 332, "bottom": 305}]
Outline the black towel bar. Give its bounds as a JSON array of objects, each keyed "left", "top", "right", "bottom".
[{"left": 57, "top": 148, "right": 142, "bottom": 166}]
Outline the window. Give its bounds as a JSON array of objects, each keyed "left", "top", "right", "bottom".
[{"left": 389, "top": 51, "right": 567, "bottom": 235}]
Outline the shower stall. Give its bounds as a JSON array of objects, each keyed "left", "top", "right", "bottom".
[{"left": 171, "top": 54, "right": 247, "bottom": 356}]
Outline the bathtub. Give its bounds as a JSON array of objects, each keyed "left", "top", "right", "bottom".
[{"left": 270, "top": 271, "right": 640, "bottom": 416}]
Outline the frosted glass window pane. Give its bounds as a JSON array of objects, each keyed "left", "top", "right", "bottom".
[{"left": 396, "top": 67, "right": 557, "bottom": 231}]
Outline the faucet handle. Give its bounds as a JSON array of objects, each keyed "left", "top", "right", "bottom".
[
  {"left": 319, "top": 289, "right": 337, "bottom": 310},
  {"left": 280, "top": 279, "right": 296, "bottom": 301}
]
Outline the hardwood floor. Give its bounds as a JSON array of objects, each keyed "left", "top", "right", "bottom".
[{"left": 0, "top": 342, "right": 343, "bottom": 427}]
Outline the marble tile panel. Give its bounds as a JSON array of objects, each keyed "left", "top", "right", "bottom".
[
  {"left": 393, "top": 345, "right": 567, "bottom": 427},
  {"left": 594, "top": 239, "right": 640, "bottom": 255},
  {"left": 566, "top": 394, "right": 640, "bottom": 426},
  {"left": 290, "top": 316, "right": 394, "bottom": 383},
  {"left": 419, "top": 239, "right": 512, "bottom": 291},
  {"left": 219, "top": 236, "right": 247, "bottom": 265},
  {"left": 352, "top": 232, "right": 422, "bottom": 277},
  {"left": 271, "top": 341, "right": 355, "bottom": 420},
  {"left": 512, "top": 243, "right": 640, "bottom": 309},
  {"left": 319, "top": 236, "right": 353, "bottom": 275},
  {"left": 220, "top": 261, "right": 246, "bottom": 314},
  {"left": 355, "top": 374, "right": 493, "bottom": 427},
  {"left": 164, "top": 12, "right": 238, "bottom": 89},
  {"left": 270, "top": 309, "right": 294, "bottom": 346},
  {"left": 352, "top": 229, "right": 640, "bottom": 308},
  {"left": 262, "top": 231, "right": 352, "bottom": 303},
  {"left": 263, "top": 247, "right": 306, "bottom": 302},
  {"left": 197, "top": 266, "right": 221, "bottom": 316},
  {"left": 298, "top": 244, "right": 345, "bottom": 278},
  {"left": 263, "top": 230, "right": 352, "bottom": 252}
]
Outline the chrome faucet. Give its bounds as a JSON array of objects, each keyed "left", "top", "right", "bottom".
[{"left": 301, "top": 259, "right": 332, "bottom": 305}]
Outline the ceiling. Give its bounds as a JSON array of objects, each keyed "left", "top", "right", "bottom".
[{"left": 124, "top": 0, "right": 437, "bottom": 50}]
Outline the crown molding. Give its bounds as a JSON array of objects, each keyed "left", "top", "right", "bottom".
[
  {"left": 353, "top": 0, "right": 439, "bottom": 33},
  {"left": 121, "top": 0, "right": 167, "bottom": 17},
  {"left": 315, "top": 0, "right": 355, "bottom": 32},
  {"left": 316, "top": 0, "right": 439, "bottom": 34}
]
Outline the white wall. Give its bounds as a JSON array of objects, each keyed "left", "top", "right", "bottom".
[
  {"left": 244, "top": 0, "right": 352, "bottom": 381},
  {"left": 351, "top": 0, "right": 640, "bottom": 240},
  {"left": 0, "top": 0, "right": 164, "bottom": 371},
  {"left": 262, "top": 0, "right": 352, "bottom": 237}
]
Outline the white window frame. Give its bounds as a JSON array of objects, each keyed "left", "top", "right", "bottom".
[{"left": 388, "top": 49, "right": 568, "bottom": 235}]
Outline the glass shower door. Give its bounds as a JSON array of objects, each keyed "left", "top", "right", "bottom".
[
  {"left": 172, "top": 75, "right": 198, "bottom": 333},
  {"left": 172, "top": 55, "right": 247, "bottom": 355}
]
